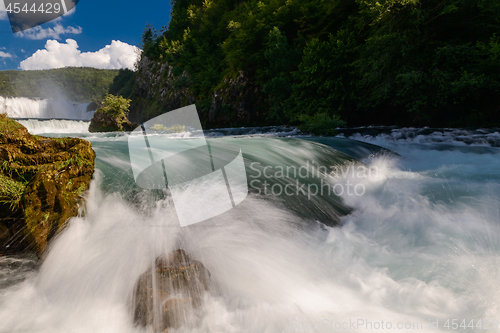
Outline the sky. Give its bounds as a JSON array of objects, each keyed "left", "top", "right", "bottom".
[{"left": 0, "top": 0, "right": 171, "bottom": 70}]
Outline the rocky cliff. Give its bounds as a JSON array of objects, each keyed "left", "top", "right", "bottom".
[{"left": 129, "top": 56, "right": 265, "bottom": 128}]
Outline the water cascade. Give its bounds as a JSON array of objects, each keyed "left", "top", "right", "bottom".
[
  {"left": 1, "top": 96, "right": 94, "bottom": 120},
  {"left": 0, "top": 130, "right": 498, "bottom": 332}
]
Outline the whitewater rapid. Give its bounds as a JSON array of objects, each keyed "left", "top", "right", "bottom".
[
  {"left": 15, "top": 119, "right": 91, "bottom": 134},
  {"left": 0, "top": 132, "right": 499, "bottom": 333}
]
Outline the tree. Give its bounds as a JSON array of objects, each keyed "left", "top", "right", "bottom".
[{"left": 98, "top": 94, "right": 131, "bottom": 118}]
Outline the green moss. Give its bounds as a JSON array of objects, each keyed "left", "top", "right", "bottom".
[
  {"left": 75, "top": 183, "right": 87, "bottom": 195},
  {"left": 0, "top": 174, "right": 27, "bottom": 210},
  {"left": 0, "top": 113, "right": 23, "bottom": 133},
  {"left": 0, "top": 115, "right": 95, "bottom": 256},
  {"left": 60, "top": 154, "right": 93, "bottom": 169}
]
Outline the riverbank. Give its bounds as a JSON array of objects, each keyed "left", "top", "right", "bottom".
[{"left": 0, "top": 114, "right": 95, "bottom": 256}]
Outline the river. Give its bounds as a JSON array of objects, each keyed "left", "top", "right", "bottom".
[{"left": 0, "top": 100, "right": 499, "bottom": 332}]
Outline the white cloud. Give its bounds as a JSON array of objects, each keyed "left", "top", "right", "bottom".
[
  {"left": 0, "top": 51, "right": 12, "bottom": 58},
  {"left": 0, "top": 1, "right": 7, "bottom": 20},
  {"left": 15, "top": 23, "right": 82, "bottom": 40},
  {"left": 20, "top": 39, "right": 140, "bottom": 70}
]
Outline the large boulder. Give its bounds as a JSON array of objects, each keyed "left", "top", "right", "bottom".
[
  {"left": 133, "top": 249, "right": 211, "bottom": 332},
  {"left": 0, "top": 114, "right": 95, "bottom": 256},
  {"left": 88, "top": 109, "right": 135, "bottom": 132}
]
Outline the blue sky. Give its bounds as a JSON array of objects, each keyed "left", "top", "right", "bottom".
[{"left": 0, "top": 0, "right": 171, "bottom": 70}]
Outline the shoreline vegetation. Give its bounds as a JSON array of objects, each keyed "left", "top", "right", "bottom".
[
  {"left": 89, "top": 94, "right": 136, "bottom": 132},
  {"left": 1, "top": 0, "right": 499, "bottom": 131},
  {"left": 132, "top": 0, "right": 500, "bottom": 129}
]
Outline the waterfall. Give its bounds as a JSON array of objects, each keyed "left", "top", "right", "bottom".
[
  {"left": 0, "top": 96, "right": 94, "bottom": 120},
  {"left": 15, "top": 119, "right": 90, "bottom": 134}
]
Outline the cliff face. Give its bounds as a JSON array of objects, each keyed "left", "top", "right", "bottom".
[
  {"left": 129, "top": 56, "right": 264, "bottom": 128},
  {"left": 128, "top": 56, "right": 194, "bottom": 124},
  {"left": 207, "top": 70, "right": 264, "bottom": 128}
]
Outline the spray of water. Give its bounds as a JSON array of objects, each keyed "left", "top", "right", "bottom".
[{"left": 0, "top": 136, "right": 498, "bottom": 333}]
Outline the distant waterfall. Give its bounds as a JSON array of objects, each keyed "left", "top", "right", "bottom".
[
  {"left": 16, "top": 119, "right": 91, "bottom": 134},
  {"left": 0, "top": 96, "right": 95, "bottom": 120}
]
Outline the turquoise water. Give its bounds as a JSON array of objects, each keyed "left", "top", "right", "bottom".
[{"left": 0, "top": 127, "right": 499, "bottom": 333}]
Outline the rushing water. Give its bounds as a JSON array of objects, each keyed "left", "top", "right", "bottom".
[
  {"left": 1, "top": 96, "right": 94, "bottom": 120},
  {"left": 0, "top": 122, "right": 499, "bottom": 333},
  {"left": 15, "top": 119, "right": 91, "bottom": 134}
]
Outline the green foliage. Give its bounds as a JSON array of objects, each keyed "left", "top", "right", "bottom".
[
  {"left": 262, "top": 27, "right": 302, "bottom": 123},
  {"left": 140, "top": 0, "right": 500, "bottom": 128},
  {"left": 172, "top": 75, "right": 192, "bottom": 89},
  {"left": 298, "top": 113, "right": 346, "bottom": 136},
  {"left": 98, "top": 94, "right": 131, "bottom": 118},
  {"left": 0, "top": 174, "right": 26, "bottom": 210},
  {"left": 168, "top": 124, "right": 186, "bottom": 133},
  {"left": 149, "top": 123, "right": 186, "bottom": 132},
  {"left": 149, "top": 123, "right": 169, "bottom": 131},
  {"left": 287, "top": 30, "right": 357, "bottom": 121},
  {"left": 108, "top": 69, "right": 136, "bottom": 98},
  {"left": 0, "top": 67, "right": 123, "bottom": 103}
]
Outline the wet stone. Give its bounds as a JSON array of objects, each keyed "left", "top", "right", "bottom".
[{"left": 133, "top": 249, "right": 211, "bottom": 332}]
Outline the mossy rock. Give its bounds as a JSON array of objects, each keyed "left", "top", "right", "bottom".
[
  {"left": 0, "top": 113, "right": 95, "bottom": 256},
  {"left": 89, "top": 109, "right": 135, "bottom": 132}
]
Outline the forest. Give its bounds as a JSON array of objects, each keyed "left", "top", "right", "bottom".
[
  {"left": 0, "top": 67, "right": 133, "bottom": 103},
  {"left": 139, "top": 0, "right": 500, "bottom": 127}
]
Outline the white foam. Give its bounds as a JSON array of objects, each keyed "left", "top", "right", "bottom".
[
  {"left": 0, "top": 138, "right": 499, "bottom": 332},
  {"left": 342, "top": 128, "right": 500, "bottom": 147},
  {"left": 16, "top": 119, "right": 90, "bottom": 134},
  {"left": 1, "top": 96, "right": 94, "bottom": 120}
]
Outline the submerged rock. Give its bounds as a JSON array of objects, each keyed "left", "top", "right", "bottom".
[
  {"left": 133, "top": 249, "right": 211, "bottom": 332},
  {"left": 0, "top": 114, "right": 95, "bottom": 256}
]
